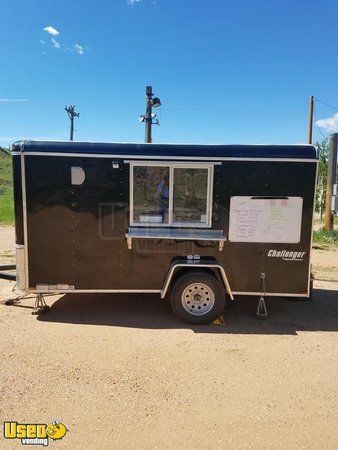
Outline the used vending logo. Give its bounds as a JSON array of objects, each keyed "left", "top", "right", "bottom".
[
  {"left": 4, "top": 420, "right": 67, "bottom": 446},
  {"left": 268, "top": 249, "right": 306, "bottom": 261}
]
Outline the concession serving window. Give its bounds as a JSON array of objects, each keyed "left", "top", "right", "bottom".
[
  {"left": 126, "top": 161, "right": 226, "bottom": 251},
  {"left": 129, "top": 161, "right": 215, "bottom": 228}
]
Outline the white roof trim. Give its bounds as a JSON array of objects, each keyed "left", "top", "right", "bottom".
[{"left": 11, "top": 151, "right": 317, "bottom": 163}]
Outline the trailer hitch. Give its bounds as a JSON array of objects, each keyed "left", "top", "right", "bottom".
[{"left": 0, "top": 264, "right": 16, "bottom": 281}]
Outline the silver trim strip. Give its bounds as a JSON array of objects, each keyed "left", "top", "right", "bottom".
[
  {"left": 161, "top": 262, "right": 234, "bottom": 300},
  {"left": 125, "top": 229, "right": 226, "bottom": 241},
  {"left": 128, "top": 222, "right": 212, "bottom": 229},
  {"left": 308, "top": 161, "right": 319, "bottom": 296},
  {"left": 20, "top": 153, "right": 29, "bottom": 290},
  {"left": 33, "top": 289, "right": 161, "bottom": 294},
  {"left": 207, "top": 165, "right": 214, "bottom": 227},
  {"left": 12, "top": 151, "right": 318, "bottom": 163},
  {"left": 232, "top": 291, "right": 309, "bottom": 297},
  {"left": 124, "top": 160, "right": 222, "bottom": 166},
  {"left": 13, "top": 140, "right": 316, "bottom": 147},
  {"left": 28, "top": 288, "right": 309, "bottom": 297},
  {"left": 15, "top": 244, "right": 26, "bottom": 292},
  {"left": 168, "top": 166, "right": 174, "bottom": 225}
]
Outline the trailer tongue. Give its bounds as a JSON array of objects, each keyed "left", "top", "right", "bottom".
[{"left": 0, "top": 264, "right": 16, "bottom": 281}]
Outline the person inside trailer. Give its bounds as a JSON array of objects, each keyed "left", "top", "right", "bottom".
[{"left": 157, "top": 173, "right": 170, "bottom": 221}]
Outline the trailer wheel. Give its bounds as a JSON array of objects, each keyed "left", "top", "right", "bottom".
[{"left": 170, "top": 271, "right": 225, "bottom": 324}]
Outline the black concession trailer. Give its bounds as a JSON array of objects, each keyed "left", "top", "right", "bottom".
[{"left": 11, "top": 140, "right": 317, "bottom": 323}]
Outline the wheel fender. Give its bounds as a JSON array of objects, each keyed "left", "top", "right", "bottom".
[{"left": 161, "top": 259, "right": 234, "bottom": 300}]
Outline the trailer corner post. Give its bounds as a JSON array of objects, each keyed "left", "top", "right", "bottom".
[{"left": 324, "top": 133, "right": 338, "bottom": 231}]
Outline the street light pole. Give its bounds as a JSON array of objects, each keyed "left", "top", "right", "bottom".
[
  {"left": 145, "top": 86, "right": 153, "bottom": 143},
  {"left": 140, "top": 86, "right": 161, "bottom": 143}
]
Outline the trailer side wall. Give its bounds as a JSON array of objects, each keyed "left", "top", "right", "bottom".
[{"left": 20, "top": 151, "right": 316, "bottom": 296}]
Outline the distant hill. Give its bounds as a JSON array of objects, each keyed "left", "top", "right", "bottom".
[
  {"left": 0, "top": 149, "right": 14, "bottom": 224},
  {"left": 0, "top": 146, "right": 11, "bottom": 155}
]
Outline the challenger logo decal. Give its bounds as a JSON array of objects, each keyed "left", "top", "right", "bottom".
[{"left": 267, "top": 249, "right": 306, "bottom": 261}]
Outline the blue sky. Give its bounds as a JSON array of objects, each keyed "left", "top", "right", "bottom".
[{"left": 0, "top": 0, "right": 338, "bottom": 147}]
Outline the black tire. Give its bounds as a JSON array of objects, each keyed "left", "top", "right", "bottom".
[{"left": 170, "top": 270, "right": 226, "bottom": 324}]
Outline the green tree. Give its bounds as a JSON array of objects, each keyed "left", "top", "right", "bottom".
[{"left": 315, "top": 139, "right": 329, "bottom": 218}]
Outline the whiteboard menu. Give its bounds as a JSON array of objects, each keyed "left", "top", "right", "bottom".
[{"left": 229, "top": 196, "right": 303, "bottom": 243}]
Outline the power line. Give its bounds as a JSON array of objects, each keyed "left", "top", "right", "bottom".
[
  {"left": 314, "top": 98, "right": 338, "bottom": 112},
  {"left": 162, "top": 107, "right": 304, "bottom": 113},
  {"left": 313, "top": 106, "right": 328, "bottom": 140}
]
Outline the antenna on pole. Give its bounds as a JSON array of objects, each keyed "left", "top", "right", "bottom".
[{"left": 65, "top": 105, "right": 80, "bottom": 141}]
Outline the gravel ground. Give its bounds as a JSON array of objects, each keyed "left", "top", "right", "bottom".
[{"left": 0, "top": 226, "right": 337, "bottom": 449}]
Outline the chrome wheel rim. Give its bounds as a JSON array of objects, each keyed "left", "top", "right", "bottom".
[{"left": 181, "top": 283, "right": 215, "bottom": 316}]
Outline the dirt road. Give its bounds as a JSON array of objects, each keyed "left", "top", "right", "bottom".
[{"left": 0, "top": 226, "right": 337, "bottom": 449}]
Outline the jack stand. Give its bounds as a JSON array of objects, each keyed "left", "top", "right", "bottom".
[
  {"left": 256, "top": 295, "right": 268, "bottom": 318},
  {"left": 32, "top": 294, "right": 50, "bottom": 315},
  {"left": 256, "top": 272, "right": 268, "bottom": 319}
]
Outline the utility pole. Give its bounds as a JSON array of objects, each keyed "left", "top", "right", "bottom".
[
  {"left": 65, "top": 105, "right": 80, "bottom": 141},
  {"left": 324, "top": 133, "right": 338, "bottom": 231},
  {"left": 139, "top": 86, "right": 161, "bottom": 143},
  {"left": 307, "top": 95, "right": 314, "bottom": 144}
]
